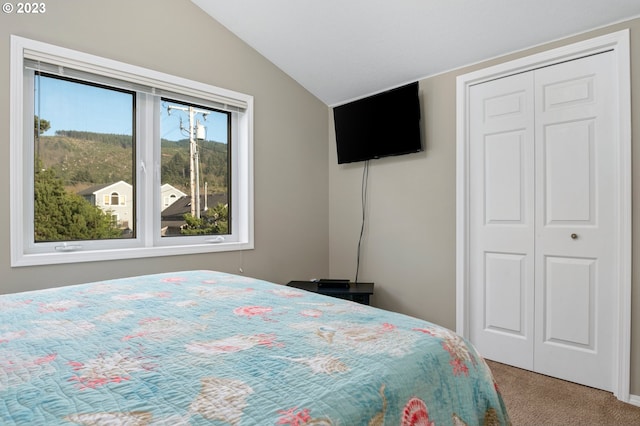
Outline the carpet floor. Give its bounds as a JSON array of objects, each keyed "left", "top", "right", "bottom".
[{"left": 486, "top": 360, "right": 640, "bottom": 425}]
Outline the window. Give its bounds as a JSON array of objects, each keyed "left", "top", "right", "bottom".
[
  {"left": 164, "top": 194, "right": 177, "bottom": 208},
  {"left": 160, "top": 99, "right": 231, "bottom": 237},
  {"left": 10, "top": 36, "right": 254, "bottom": 266}
]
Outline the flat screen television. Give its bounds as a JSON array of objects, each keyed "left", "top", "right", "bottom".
[{"left": 333, "top": 82, "right": 422, "bottom": 164}]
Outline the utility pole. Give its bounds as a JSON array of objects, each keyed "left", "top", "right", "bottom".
[
  {"left": 204, "top": 181, "right": 208, "bottom": 211},
  {"left": 167, "top": 105, "right": 208, "bottom": 219}
]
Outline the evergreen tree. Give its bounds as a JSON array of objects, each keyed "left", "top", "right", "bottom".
[
  {"left": 180, "top": 203, "right": 228, "bottom": 235},
  {"left": 34, "top": 159, "right": 122, "bottom": 242},
  {"left": 34, "top": 115, "right": 50, "bottom": 135}
]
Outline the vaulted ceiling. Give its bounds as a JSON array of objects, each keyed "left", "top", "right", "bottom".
[{"left": 192, "top": 0, "right": 640, "bottom": 106}]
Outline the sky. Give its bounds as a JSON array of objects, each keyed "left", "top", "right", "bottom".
[{"left": 36, "top": 75, "right": 228, "bottom": 143}]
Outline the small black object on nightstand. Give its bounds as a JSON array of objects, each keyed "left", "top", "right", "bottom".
[{"left": 287, "top": 280, "right": 374, "bottom": 305}]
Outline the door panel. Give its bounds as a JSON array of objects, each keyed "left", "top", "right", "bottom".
[
  {"left": 543, "top": 120, "right": 594, "bottom": 224},
  {"left": 534, "top": 52, "right": 615, "bottom": 391},
  {"left": 469, "top": 72, "right": 535, "bottom": 370},
  {"left": 542, "top": 75, "right": 595, "bottom": 111},
  {"left": 484, "top": 252, "right": 526, "bottom": 335},
  {"left": 485, "top": 132, "right": 525, "bottom": 223},
  {"left": 544, "top": 256, "right": 595, "bottom": 348}
]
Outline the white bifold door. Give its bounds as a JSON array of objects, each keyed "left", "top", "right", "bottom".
[{"left": 469, "top": 51, "right": 616, "bottom": 391}]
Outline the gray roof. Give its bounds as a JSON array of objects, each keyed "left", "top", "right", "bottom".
[
  {"left": 77, "top": 181, "right": 131, "bottom": 196},
  {"left": 161, "top": 194, "right": 228, "bottom": 220}
]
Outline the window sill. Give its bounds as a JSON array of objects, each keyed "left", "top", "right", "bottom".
[{"left": 11, "top": 240, "right": 254, "bottom": 267}]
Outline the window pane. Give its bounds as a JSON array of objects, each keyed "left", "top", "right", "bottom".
[
  {"left": 160, "top": 99, "right": 230, "bottom": 237},
  {"left": 33, "top": 74, "right": 135, "bottom": 242}
]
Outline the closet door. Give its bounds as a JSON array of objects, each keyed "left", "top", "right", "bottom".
[
  {"left": 468, "top": 72, "right": 536, "bottom": 370},
  {"left": 533, "top": 51, "right": 616, "bottom": 391},
  {"left": 469, "top": 51, "right": 617, "bottom": 391}
]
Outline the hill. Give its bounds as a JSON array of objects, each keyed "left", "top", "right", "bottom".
[{"left": 37, "top": 131, "right": 228, "bottom": 194}]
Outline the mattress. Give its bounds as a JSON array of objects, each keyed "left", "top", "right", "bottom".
[{"left": 0, "top": 270, "right": 509, "bottom": 425}]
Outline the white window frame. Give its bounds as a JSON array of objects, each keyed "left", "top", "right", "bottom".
[{"left": 10, "top": 35, "right": 254, "bottom": 267}]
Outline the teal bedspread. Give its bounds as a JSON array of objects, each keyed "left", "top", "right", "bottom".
[{"left": 0, "top": 270, "right": 509, "bottom": 425}]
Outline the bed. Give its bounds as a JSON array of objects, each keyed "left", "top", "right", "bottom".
[{"left": 0, "top": 270, "right": 509, "bottom": 425}]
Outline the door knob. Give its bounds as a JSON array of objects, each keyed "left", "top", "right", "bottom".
[{"left": 571, "top": 233, "right": 578, "bottom": 239}]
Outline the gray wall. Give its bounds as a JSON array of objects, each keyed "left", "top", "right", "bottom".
[
  {"left": 329, "top": 18, "right": 640, "bottom": 394},
  {"left": 0, "top": 0, "right": 329, "bottom": 292}
]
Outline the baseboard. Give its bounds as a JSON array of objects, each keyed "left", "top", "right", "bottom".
[{"left": 628, "top": 394, "right": 640, "bottom": 407}]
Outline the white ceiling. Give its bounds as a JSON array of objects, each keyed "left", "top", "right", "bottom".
[{"left": 192, "top": 0, "right": 640, "bottom": 106}]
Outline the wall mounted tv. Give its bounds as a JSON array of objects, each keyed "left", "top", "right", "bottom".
[{"left": 333, "top": 81, "right": 422, "bottom": 164}]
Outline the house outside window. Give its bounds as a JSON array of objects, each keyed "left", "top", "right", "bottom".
[
  {"left": 79, "top": 182, "right": 133, "bottom": 233},
  {"left": 165, "top": 194, "right": 177, "bottom": 208},
  {"left": 10, "top": 36, "right": 254, "bottom": 266},
  {"left": 161, "top": 184, "right": 186, "bottom": 209}
]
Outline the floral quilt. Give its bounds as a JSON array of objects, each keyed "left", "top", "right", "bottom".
[{"left": 0, "top": 270, "right": 509, "bottom": 425}]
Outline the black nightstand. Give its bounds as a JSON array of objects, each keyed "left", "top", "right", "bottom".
[{"left": 286, "top": 280, "right": 374, "bottom": 305}]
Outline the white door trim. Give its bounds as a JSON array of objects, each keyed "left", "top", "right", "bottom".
[{"left": 455, "top": 30, "right": 632, "bottom": 402}]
